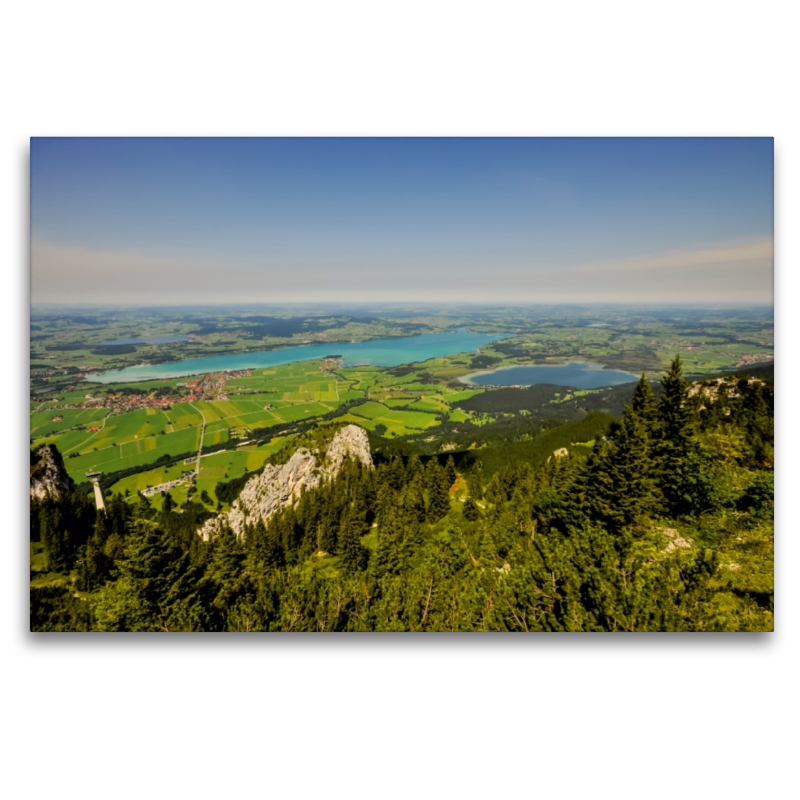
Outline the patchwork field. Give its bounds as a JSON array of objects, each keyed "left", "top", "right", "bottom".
[
  {"left": 30, "top": 407, "right": 108, "bottom": 438},
  {"left": 31, "top": 308, "right": 774, "bottom": 510}
]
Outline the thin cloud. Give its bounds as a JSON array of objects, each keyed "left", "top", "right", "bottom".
[
  {"left": 31, "top": 236, "right": 774, "bottom": 305},
  {"left": 573, "top": 238, "right": 773, "bottom": 275}
]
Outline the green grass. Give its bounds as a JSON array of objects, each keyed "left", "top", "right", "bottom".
[
  {"left": 108, "top": 461, "right": 190, "bottom": 496},
  {"left": 165, "top": 403, "right": 204, "bottom": 429},
  {"left": 63, "top": 425, "right": 200, "bottom": 482},
  {"left": 193, "top": 438, "right": 289, "bottom": 508},
  {"left": 29, "top": 407, "right": 108, "bottom": 438},
  {"left": 350, "top": 401, "right": 392, "bottom": 420},
  {"left": 407, "top": 399, "right": 446, "bottom": 412}
]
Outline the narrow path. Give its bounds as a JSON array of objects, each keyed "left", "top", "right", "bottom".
[
  {"left": 189, "top": 403, "right": 207, "bottom": 475},
  {"left": 62, "top": 411, "right": 110, "bottom": 456}
]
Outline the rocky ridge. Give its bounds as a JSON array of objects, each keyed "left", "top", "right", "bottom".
[
  {"left": 30, "top": 444, "right": 75, "bottom": 501},
  {"left": 198, "top": 424, "right": 372, "bottom": 541}
]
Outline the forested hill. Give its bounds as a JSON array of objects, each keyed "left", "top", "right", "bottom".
[{"left": 30, "top": 357, "right": 773, "bottom": 632}]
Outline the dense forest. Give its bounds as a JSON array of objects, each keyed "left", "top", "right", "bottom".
[{"left": 30, "top": 357, "right": 774, "bottom": 632}]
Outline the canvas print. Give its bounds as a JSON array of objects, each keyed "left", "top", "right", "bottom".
[{"left": 29, "top": 137, "right": 774, "bottom": 632}]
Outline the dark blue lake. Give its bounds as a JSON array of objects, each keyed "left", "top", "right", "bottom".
[
  {"left": 89, "top": 329, "right": 506, "bottom": 384},
  {"left": 464, "top": 361, "right": 638, "bottom": 389}
]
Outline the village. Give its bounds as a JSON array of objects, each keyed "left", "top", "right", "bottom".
[{"left": 32, "top": 369, "right": 255, "bottom": 414}]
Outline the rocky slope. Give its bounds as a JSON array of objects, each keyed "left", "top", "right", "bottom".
[
  {"left": 198, "top": 424, "right": 372, "bottom": 541},
  {"left": 30, "top": 444, "right": 75, "bottom": 501}
]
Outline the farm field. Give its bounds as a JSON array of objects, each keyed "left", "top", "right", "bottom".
[
  {"left": 62, "top": 425, "right": 201, "bottom": 482},
  {"left": 193, "top": 438, "right": 289, "bottom": 508},
  {"left": 106, "top": 436, "right": 289, "bottom": 510},
  {"left": 31, "top": 306, "right": 774, "bottom": 505},
  {"left": 30, "top": 407, "right": 108, "bottom": 438}
]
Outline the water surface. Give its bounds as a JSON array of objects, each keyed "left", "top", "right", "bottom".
[
  {"left": 89, "top": 329, "right": 505, "bottom": 384},
  {"left": 462, "top": 361, "right": 637, "bottom": 389}
]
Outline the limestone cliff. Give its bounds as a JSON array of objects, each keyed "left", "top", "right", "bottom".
[
  {"left": 30, "top": 444, "right": 75, "bottom": 501},
  {"left": 198, "top": 424, "right": 372, "bottom": 541}
]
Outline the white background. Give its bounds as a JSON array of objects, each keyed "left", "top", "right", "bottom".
[{"left": 2, "top": 2, "right": 796, "bottom": 798}]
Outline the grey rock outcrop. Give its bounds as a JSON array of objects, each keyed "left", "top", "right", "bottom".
[
  {"left": 198, "top": 424, "right": 372, "bottom": 541},
  {"left": 30, "top": 444, "right": 75, "bottom": 501}
]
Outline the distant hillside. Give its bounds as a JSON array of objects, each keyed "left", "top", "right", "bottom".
[{"left": 453, "top": 381, "right": 639, "bottom": 420}]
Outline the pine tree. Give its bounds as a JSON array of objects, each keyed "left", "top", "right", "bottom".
[
  {"left": 426, "top": 463, "right": 451, "bottom": 523},
  {"left": 373, "top": 514, "right": 402, "bottom": 579},
  {"left": 630, "top": 374, "right": 658, "bottom": 436},
  {"left": 40, "top": 503, "right": 70, "bottom": 573},
  {"left": 583, "top": 441, "right": 624, "bottom": 531},
  {"left": 463, "top": 496, "right": 481, "bottom": 521},
  {"left": 318, "top": 506, "right": 338, "bottom": 553},
  {"left": 93, "top": 520, "right": 208, "bottom": 632},
  {"left": 339, "top": 507, "right": 368, "bottom": 572},
  {"left": 656, "top": 355, "right": 696, "bottom": 515},
  {"left": 404, "top": 475, "right": 427, "bottom": 524},
  {"left": 478, "top": 528, "right": 497, "bottom": 568},
  {"left": 467, "top": 469, "right": 482, "bottom": 501},
  {"left": 161, "top": 492, "right": 175, "bottom": 516},
  {"left": 405, "top": 454, "right": 423, "bottom": 484},
  {"left": 444, "top": 455, "right": 457, "bottom": 489},
  {"left": 658, "top": 355, "right": 693, "bottom": 457},
  {"left": 610, "top": 401, "right": 660, "bottom": 526},
  {"left": 207, "top": 526, "right": 249, "bottom": 624}
]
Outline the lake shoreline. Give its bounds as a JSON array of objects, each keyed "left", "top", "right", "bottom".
[
  {"left": 87, "top": 329, "right": 508, "bottom": 384},
  {"left": 459, "top": 360, "right": 638, "bottom": 389}
]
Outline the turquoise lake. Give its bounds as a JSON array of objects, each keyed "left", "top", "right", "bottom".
[
  {"left": 462, "top": 361, "right": 638, "bottom": 389},
  {"left": 89, "top": 329, "right": 506, "bottom": 384}
]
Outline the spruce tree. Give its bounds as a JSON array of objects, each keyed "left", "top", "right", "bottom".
[
  {"left": 656, "top": 355, "right": 696, "bottom": 515},
  {"left": 630, "top": 374, "right": 658, "bottom": 436},
  {"left": 463, "top": 496, "right": 481, "bottom": 521},
  {"left": 610, "top": 402, "right": 660, "bottom": 526},
  {"left": 93, "top": 520, "right": 207, "bottom": 632},
  {"left": 445, "top": 455, "right": 457, "bottom": 489},
  {"left": 339, "top": 507, "right": 368, "bottom": 572},
  {"left": 161, "top": 492, "right": 175, "bottom": 516},
  {"left": 207, "top": 526, "right": 247, "bottom": 620},
  {"left": 404, "top": 475, "right": 427, "bottom": 524},
  {"left": 658, "top": 356, "right": 693, "bottom": 454},
  {"left": 426, "top": 464, "right": 451, "bottom": 522},
  {"left": 467, "top": 469, "right": 482, "bottom": 501},
  {"left": 583, "top": 441, "right": 624, "bottom": 531}
]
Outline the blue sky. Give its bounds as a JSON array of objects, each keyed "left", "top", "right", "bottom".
[{"left": 30, "top": 137, "right": 773, "bottom": 304}]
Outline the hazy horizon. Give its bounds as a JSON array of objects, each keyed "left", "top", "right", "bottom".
[{"left": 31, "top": 138, "right": 774, "bottom": 306}]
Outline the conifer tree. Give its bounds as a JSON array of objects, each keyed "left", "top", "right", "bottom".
[
  {"left": 445, "top": 455, "right": 457, "bottom": 489},
  {"left": 339, "top": 507, "right": 369, "bottom": 572},
  {"left": 426, "top": 463, "right": 451, "bottom": 522},
  {"left": 582, "top": 441, "right": 624, "bottom": 531},
  {"left": 40, "top": 504, "right": 70, "bottom": 573},
  {"left": 404, "top": 475, "right": 427, "bottom": 524},
  {"left": 93, "top": 520, "right": 207, "bottom": 632},
  {"left": 373, "top": 513, "right": 402, "bottom": 579},
  {"left": 610, "top": 402, "right": 660, "bottom": 526},
  {"left": 656, "top": 355, "right": 697, "bottom": 514},
  {"left": 631, "top": 374, "right": 658, "bottom": 435},
  {"left": 207, "top": 526, "right": 248, "bottom": 621},
  {"left": 161, "top": 492, "right": 175, "bottom": 516},
  {"left": 423, "top": 458, "right": 442, "bottom": 495},
  {"left": 405, "top": 454, "right": 423, "bottom": 484},
  {"left": 318, "top": 508, "right": 338, "bottom": 554},
  {"left": 463, "top": 496, "right": 481, "bottom": 521},
  {"left": 467, "top": 469, "right": 482, "bottom": 501},
  {"left": 387, "top": 457, "right": 406, "bottom": 490},
  {"left": 658, "top": 355, "right": 693, "bottom": 458},
  {"left": 478, "top": 528, "right": 497, "bottom": 568}
]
